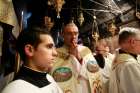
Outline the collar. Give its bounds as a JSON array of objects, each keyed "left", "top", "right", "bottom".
[
  {"left": 119, "top": 49, "right": 138, "bottom": 60},
  {"left": 14, "top": 66, "right": 50, "bottom": 88}
]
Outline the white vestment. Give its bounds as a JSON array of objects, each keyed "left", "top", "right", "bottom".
[
  {"left": 101, "top": 53, "right": 114, "bottom": 93},
  {"left": 109, "top": 53, "right": 140, "bottom": 93},
  {"left": 51, "top": 45, "right": 104, "bottom": 93},
  {"left": 2, "top": 73, "right": 63, "bottom": 93}
]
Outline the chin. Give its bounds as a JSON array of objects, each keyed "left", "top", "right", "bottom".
[
  {"left": 47, "top": 66, "right": 53, "bottom": 71},
  {"left": 43, "top": 67, "right": 51, "bottom": 72},
  {"left": 40, "top": 65, "right": 51, "bottom": 72}
]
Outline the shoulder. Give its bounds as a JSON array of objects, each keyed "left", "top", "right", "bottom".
[
  {"left": 56, "top": 46, "right": 66, "bottom": 52},
  {"left": 46, "top": 74, "right": 63, "bottom": 92},
  {"left": 1, "top": 80, "right": 32, "bottom": 93},
  {"left": 46, "top": 74, "right": 55, "bottom": 83},
  {"left": 113, "top": 53, "right": 136, "bottom": 65},
  {"left": 113, "top": 53, "right": 139, "bottom": 72},
  {"left": 78, "top": 45, "right": 90, "bottom": 51},
  {"left": 118, "top": 54, "right": 136, "bottom": 64},
  {"left": 78, "top": 45, "right": 92, "bottom": 57},
  {"left": 117, "top": 60, "right": 140, "bottom": 83},
  {"left": 122, "top": 60, "right": 140, "bottom": 70}
]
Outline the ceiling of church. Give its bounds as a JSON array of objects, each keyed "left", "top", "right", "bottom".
[
  {"left": 13, "top": 0, "right": 135, "bottom": 23},
  {"left": 12, "top": 0, "right": 139, "bottom": 38}
]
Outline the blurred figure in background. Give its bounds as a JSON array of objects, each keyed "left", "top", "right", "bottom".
[
  {"left": 107, "top": 22, "right": 119, "bottom": 54},
  {"left": 95, "top": 38, "right": 115, "bottom": 93}
]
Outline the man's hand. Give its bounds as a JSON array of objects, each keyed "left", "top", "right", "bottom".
[{"left": 69, "top": 41, "right": 82, "bottom": 62}]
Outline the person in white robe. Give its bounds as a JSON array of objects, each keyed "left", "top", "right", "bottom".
[
  {"left": 2, "top": 67, "right": 63, "bottom": 93},
  {"left": 2, "top": 27, "right": 63, "bottom": 93},
  {"left": 109, "top": 27, "right": 140, "bottom": 93},
  {"left": 95, "top": 39, "right": 115, "bottom": 93},
  {"left": 51, "top": 22, "right": 104, "bottom": 93}
]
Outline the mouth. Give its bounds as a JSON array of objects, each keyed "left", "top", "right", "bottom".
[
  {"left": 71, "top": 39, "right": 77, "bottom": 43},
  {"left": 51, "top": 59, "right": 55, "bottom": 62},
  {"left": 52, "top": 58, "right": 57, "bottom": 63}
]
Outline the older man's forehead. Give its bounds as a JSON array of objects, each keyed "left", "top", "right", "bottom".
[
  {"left": 64, "top": 25, "right": 78, "bottom": 32},
  {"left": 65, "top": 24, "right": 78, "bottom": 28}
]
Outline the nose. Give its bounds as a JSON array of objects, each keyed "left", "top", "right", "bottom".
[
  {"left": 72, "top": 35, "right": 76, "bottom": 38},
  {"left": 52, "top": 48, "right": 58, "bottom": 57}
]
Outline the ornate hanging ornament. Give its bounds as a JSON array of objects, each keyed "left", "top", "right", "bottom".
[
  {"left": 108, "top": 22, "right": 117, "bottom": 36},
  {"left": 78, "top": 12, "right": 84, "bottom": 26},
  {"left": 48, "top": 0, "right": 65, "bottom": 18}
]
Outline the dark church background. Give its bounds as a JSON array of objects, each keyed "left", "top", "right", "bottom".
[{"left": 0, "top": 1, "right": 140, "bottom": 91}]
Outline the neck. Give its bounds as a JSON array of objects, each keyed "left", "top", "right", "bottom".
[
  {"left": 120, "top": 48, "right": 137, "bottom": 55},
  {"left": 24, "top": 65, "right": 48, "bottom": 73}
]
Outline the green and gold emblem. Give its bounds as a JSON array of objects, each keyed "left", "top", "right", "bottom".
[{"left": 52, "top": 67, "right": 72, "bottom": 82}]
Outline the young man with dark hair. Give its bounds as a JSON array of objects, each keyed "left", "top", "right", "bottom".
[{"left": 2, "top": 27, "right": 63, "bottom": 93}]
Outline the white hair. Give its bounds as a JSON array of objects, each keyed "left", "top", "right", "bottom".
[
  {"left": 119, "top": 27, "right": 140, "bottom": 35},
  {"left": 118, "top": 27, "right": 140, "bottom": 44}
]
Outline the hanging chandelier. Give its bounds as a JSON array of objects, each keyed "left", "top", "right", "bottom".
[
  {"left": 91, "top": 13, "right": 100, "bottom": 43},
  {"left": 48, "top": 0, "right": 65, "bottom": 18},
  {"left": 78, "top": 12, "right": 84, "bottom": 26},
  {"left": 107, "top": 21, "right": 117, "bottom": 36}
]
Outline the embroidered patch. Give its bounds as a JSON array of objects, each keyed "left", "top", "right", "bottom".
[
  {"left": 52, "top": 67, "right": 72, "bottom": 82},
  {"left": 87, "top": 60, "right": 99, "bottom": 73},
  {"left": 65, "top": 89, "right": 72, "bottom": 93}
]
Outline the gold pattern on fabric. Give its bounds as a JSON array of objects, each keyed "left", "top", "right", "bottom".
[
  {"left": 0, "top": 0, "right": 19, "bottom": 37},
  {"left": 92, "top": 74, "right": 103, "bottom": 93},
  {"left": 0, "top": 0, "right": 15, "bottom": 26},
  {"left": 64, "top": 89, "right": 72, "bottom": 93},
  {"left": 57, "top": 50, "right": 70, "bottom": 60}
]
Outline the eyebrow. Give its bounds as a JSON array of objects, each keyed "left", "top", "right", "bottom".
[{"left": 46, "top": 43, "right": 55, "bottom": 48}]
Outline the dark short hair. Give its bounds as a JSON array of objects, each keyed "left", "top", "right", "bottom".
[
  {"left": 16, "top": 27, "right": 51, "bottom": 62},
  {"left": 119, "top": 27, "right": 140, "bottom": 45}
]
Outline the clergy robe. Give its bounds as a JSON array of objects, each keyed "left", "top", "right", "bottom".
[
  {"left": 109, "top": 51, "right": 140, "bottom": 93},
  {"left": 51, "top": 45, "right": 104, "bottom": 93},
  {"left": 2, "top": 66, "right": 63, "bottom": 93}
]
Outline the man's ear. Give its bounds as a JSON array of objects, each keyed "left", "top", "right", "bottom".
[
  {"left": 128, "top": 38, "right": 135, "bottom": 47},
  {"left": 128, "top": 38, "right": 134, "bottom": 44},
  {"left": 24, "top": 44, "right": 34, "bottom": 57}
]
